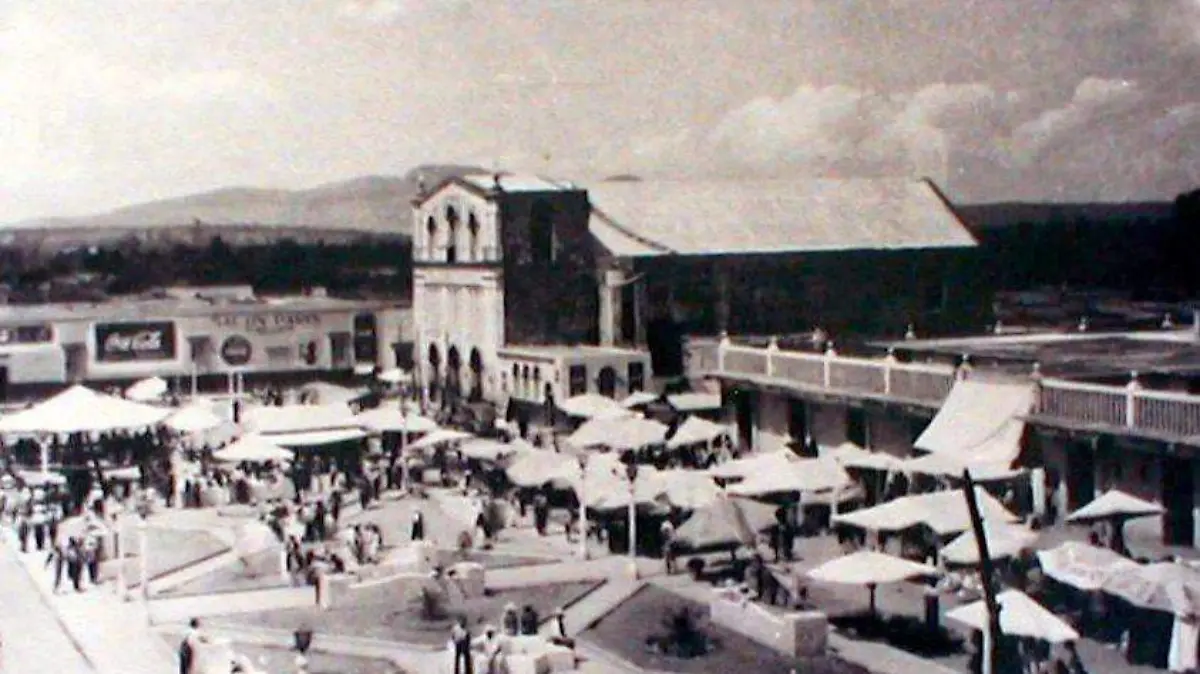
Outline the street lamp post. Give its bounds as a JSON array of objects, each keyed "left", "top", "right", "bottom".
[
  {"left": 576, "top": 454, "right": 589, "bottom": 561},
  {"left": 625, "top": 463, "right": 639, "bottom": 579},
  {"left": 137, "top": 518, "right": 149, "bottom": 608},
  {"left": 114, "top": 513, "right": 126, "bottom": 600}
]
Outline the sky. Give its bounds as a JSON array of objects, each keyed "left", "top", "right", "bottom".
[{"left": 3, "top": 0, "right": 1200, "bottom": 223}]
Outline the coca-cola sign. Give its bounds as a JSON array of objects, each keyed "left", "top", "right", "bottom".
[{"left": 94, "top": 321, "right": 177, "bottom": 362}]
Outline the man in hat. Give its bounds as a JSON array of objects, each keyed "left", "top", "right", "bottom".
[
  {"left": 548, "top": 606, "right": 575, "bottom": 650},
  {"left": 477, "top": 625, "right": 504, "bottom": 674},
  {"left": 450, "top": 617, "right": 473, "bottom": 674},
  {"left": 501, "top": 603, "right": 520, "bottom": 636}
]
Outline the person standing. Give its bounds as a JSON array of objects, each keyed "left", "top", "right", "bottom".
[
  {"left": 179, "top": 618, "right": 204, "bottom": 674},
  {"left": 519, "top": 605, "right": 539, "bottom": 636},
  {"left": 450, "top": 618, "right": 473, "bottom": 674},
  {"left": 660, "top": 519, "right": 676, "bottom": 575},
  {"left": 45, "top": 539, "right": 67, "bottom": 593},
  {"left": 65, "top": 539, "right": 84, "bottom": 593},
  {"left": 411, "top": 511, "right": 425, "bottom": 542},
  {"left": 16, "top": 512, "right": 30, "bottom": 553},
  {"left": 84, "top": 535, "right": 100, "bottom": 586}
]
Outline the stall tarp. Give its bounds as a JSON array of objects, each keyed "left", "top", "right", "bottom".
[
  {"left": 725, "top": 457, "right": 851, "bottom": 496},
  {"left": 947, "top": 590, "right": 1080, "bottom": 643},
  {"left": 1036, "top": 541, "right": 1140, "bottom": 591},
  {"left": 903, "top": 452, "right": 1024, "bottom": 482},
  {"left": 165, "top": 403, "right": 227, "bottom": 434},
  {"left": 822, "top": 443, "right": 904, "bottom": 472},
  {"left": 406, "top": 428, "right": 474, "bottom": 452},
  {"left": 621, "top": 391, "right": 660, "bottom": 409},
  {"left": 568, "top": 416, "right": 668, "bottom": 450},
  {"left": 914, "top": 379, "right": 1035, "bottom": 467},
  {"left": 125, "top": 376, "right": 169, "bottom": 402},
  {"left": 213, "top": 435, "right": 294, "bottom": 463},
  {"left": 1067, "top": 489, "right": 1166, "bottom": 523},
  {"left": 673, "top": 495, "right": 778, "bottom": 550},
  {"left": 557, "top": 394, "right": 632, "bottom": 420},
  {"left": 353, "top": 407, "right": 438, "bottom": 434},
  {"left": 665, "top": 393, "right": 722, "bottom": 413},
  {"left": 1103, "top": 562, "right": 1200, "bottom": 617},
  {"left": 939, "top": 522, "right": 1038, "bottom": 565},
  {"left": 0, "top": 385, "right": 171, "bottom": 434},
  {"left": 707, "top": 449, "right": 798, "bottom": 480},
  {"left": 666, "top": 416, "right": 731, "bottom": 449},
  {"left": 262, "top": 428, "right": 369, "bottom": 447},
  {"left": 832, "top": 488, "right": 1019, "bottom": 536},
  {"left": 242, "top": 403, "right": 360, "bottom": 435},
  {"left": 807, "top": 550, "right": 938, "bottom": 586},
  {"left": 506, "top": 450, "right": 579, "bottom": 488}
]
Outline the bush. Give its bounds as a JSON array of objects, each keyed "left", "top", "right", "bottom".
[{"left": 686, "top": 558, "right": 706, "bottom": 579}]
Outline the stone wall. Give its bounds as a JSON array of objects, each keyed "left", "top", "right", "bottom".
[{"left": 709, "top": 588, "right": 828, "bottom": 658}]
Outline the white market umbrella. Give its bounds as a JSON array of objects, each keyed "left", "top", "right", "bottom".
[
  {"left": 654, "top": 469, "right": 722, "bottom": 510},
  {"left": 165, "top": 403, "right": 226, "bottom": 434},
  {"left": 940, "top": 523, "right": 1038, "bottom": 566},
  {"left": 666, "top": 416, "right": 731, "bottom": 449},
  {"left": 0, "top": 385, "right": 170, "bottom": 434},
  {"left": 807, "top": 550, "right": 939, "bottom": 614},
  {"left": 903, "top": 452, "right": 1023, "bottom": 482},
  {"left": 407, "top": 428, "right": 474, "bottom": 452},
  {"left": 16, "top": 470, "right": 66, "bottom": 487},
  {"left": 298, "top": 382, "right": 370, "bottom": 406},
  {"left": 213, "top": 435, "right": 294, "bottom": 463},
  {"left": 947, "top": 589, "right": 1080, "bottom": 643},
  {"left": 621, "top": 391, "right": 660, "bottom": 409},
  {"left": 558, "top": 393, "right": 632, "bottom": 420},
  {"left": 1036, "top": 541, "right": 1140, "bottom": 591},
  {"left": 354, "top": 407, "right": 438, "bottom": 434},
  {"left": 506, "top": 450, "right": 580, "bottom": 488},
  {"left": 568, "top": 416, "right": 668, "bottom": 450},
  {"left": 725, "top": 457, "right": 852, "bottom": 497},
  {"left": 665, "top": 393, "right": 722, "bottom": 413},
  {"left": 672, "top": 495, "right": 779, "bottom": 550},
  {"left": 1067, "top": 490, "right": 1166, "bottom": 523},
  {"left": 1103, "top": 562, "right": 1200, "bottom": 617},
  {"left": 376, "top": 368, "right": 412, "bottom": 384},
  {"left": 459, "top": 438, "right": 528, "bottom": 463},
  {"left": 125, "top": 376, "right": 169, "bottom": 402},
  {"left": 242, "top": 404, "right": 359, "bottom": 435},
  {"left": 708, "top": 447, "right": 799, "bottom": 481},
  {"left": 832, "top": 488, "right": 1019, "bottom": 536},
  {"left": 822, "top": 442, "right": 903, "bottom": 472}
]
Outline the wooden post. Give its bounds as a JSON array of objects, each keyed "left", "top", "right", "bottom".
[{"left": 962, "top": 470, "right": 1002, "bottom": 674}]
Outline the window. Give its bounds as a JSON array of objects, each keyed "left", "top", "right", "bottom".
[
  {"left": 568, "top": 365, "right": 588, "bottom": 396},
  {"left": 445, "top": 206, "right": 460, "bottom": 263},
  {"left": 529, "top": 200, "right": 556, "bottom": 264},
  {"left": 468, "top": 213, "right": 481, "bottom": 261},
  {"left": 299, "top": 340, "right": 319, "bottom": 366},
  {"left": 425, "top": 216, "right": 437, "bottom": 260},
  {"left": 627, "top": 362, "right": 645, "bottom": 392}
]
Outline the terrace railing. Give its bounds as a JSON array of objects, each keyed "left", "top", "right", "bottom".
[
  {"left": 686, "top": 336, "right": 960, "bottom": 406},
  {"left": 688, "top": 336, "right": 1200, "bottom": 440}
]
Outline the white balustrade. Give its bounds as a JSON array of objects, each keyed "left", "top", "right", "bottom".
[
  {"left": 1133, "top": 390, "right": 1200, "bottom": 437},
  {"left": 1036, "top": 379, "right": 1131, "bottom": 428}
]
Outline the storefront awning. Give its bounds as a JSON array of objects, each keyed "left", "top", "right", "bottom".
[{"left": 914, "top": 379, "right": 1035, "bottom": 468}]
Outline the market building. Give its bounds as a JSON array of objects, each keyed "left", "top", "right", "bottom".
[
  {"left": 688, "top": 323, "right": 1200, "bottom": 549},
  {"left": 0, "top": 285, "right": 411, "bottom": 401}
]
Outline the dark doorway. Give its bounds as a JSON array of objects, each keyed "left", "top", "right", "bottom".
[
  {"left": 733, "top": 389, "right": 755, "bottom": 450},
  {"left": 1065, "top": 441, "right": 1096, "bottom": 511},
  {"left": 468, "top": 349, "right": 484, "bottom": 402},
  {"left": 0, "top": 366, "right": 8, "bottom": 403},
  {"left": 846, "top": 408, "right": 868, "bottom": 447},
  {"left": 620, "top": 282, "right": 638, "bottom": 346},
  {"left": 788, "top": 399, "right": 809, "bottom": 446},
  {"left": 1162, "top": 456, "right": 1195, "bottom": 547},
  {"left": 597, "top": 367, "right": 617, "bottom": 398}
]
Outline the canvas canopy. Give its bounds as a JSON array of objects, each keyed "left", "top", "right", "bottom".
[
  {"left": 666, "top": 416, "right": 731, "bottom": 449},
  {"left": 406, "top": 428, "right": 474, "bottom": 451},
  {"left": 1067, "top": 490, "right": 1166, "bottom": 523},
  {"left": 264, "top": 428, "right": 368, "bottom": 446},
  {"left": 665, "top": 393, "right": 722, "bottom": 412},
  {"left": 708, "top": 448, "right": 798, "bottom": 480},
  {"left": 1036, "top": 541, "right": 1140, "bottom": 591},
  {"left": 903, "top": 452, "right": 1024, "bottom": 482},
  {"left": 165, "top": 403, "right": 226, "bottom": 434},
  {"left": 125, "top": 376, "right": 168, "bottom": 402},
  {"left": 0, "top": 385, "right": 171, "bottom": 434},
  {"left": 725, "top": 457, "right": 852, "bottom": 497},
  {"left": 298, "top": 382, "right": 371, "bottom": 406},
  {"left": 821, "top": 442, "right": 903, "bottom": 472},
  {"left": 672, "top": 495, "right": 778, "bottom": 549},
  {"left": 914, "top": 379, "right": 1035, "bottom": 469},
  {"left": 213, "top": 435, "right": 294, "bottom": 463},
  {"left": 568, "top": 416, "right": 667, "bottom": 450},
  {"left": 557, "top": 394, "right": 631, "bottom": 420},
  {"left": 376, "top": 368, "right": 412, "bottom": 384},
  {"left": 947, "top": 590, "right": 1080, "bottom": 643},
  {"left": 1103, "top": 562, "right": 1200, "bottom": 617},
  {"left": 353, "top": 408, "right": 438, "bottom": 434},
  {"left": 940, "top": 522, "right": 1038, "bottom": 565},
  {"left": 16, "top": 470, "right": 66, "bottom": 487},
  {"left": 242, "top": 404, "right": 360, "bottom": 435},
  {"left": 832, "top": 488, "right": 1019, "bottom": 536},
  {"left": 506, "top": 450, "right": 580, "bottom": 488},
  {"left": 808, "top": 550, "right": 939, "bottom": 586},
  {"left": 621, "top": 391, "right": 660, "bottom": 409}
]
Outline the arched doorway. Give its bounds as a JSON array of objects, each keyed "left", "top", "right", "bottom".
[
  {"left": 446, "top": 346, "right": 462, "bottom": 403},
  {"left": 445, "top": 206, "right": 460, "bottom": 263},
  {"left": 521, "top": 366, "right": 531, "bottom": 400},
  {"left": 427, "top": 344, "right": 441, "bottom": 401},
  {"left": 597, "top": 366, "right": 617, "bottom": 398},
  {"left": 544, "top": 383, "right": 556, "bottom": 427},
  {"left": 468, "top": 348, "right": 484, "bottom": 402}
]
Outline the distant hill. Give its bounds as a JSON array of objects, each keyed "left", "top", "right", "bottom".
[
  {"left": 3, "top": 164, "right": 484, "bottom": 234},
  {"left": 0, "top": 164, "right": 484, "bottom": 256},
  {"left": 956, "top": 201, "right": 1176, "bottom": 231}
]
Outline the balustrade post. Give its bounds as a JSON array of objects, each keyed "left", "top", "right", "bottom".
[
  {"left": 1030, "top": 362, "right": 1043, "bottom": 413},
  {"left": 883, "top": 347, "right": 897, "bottom": 395},
  {"left": 823, "top": 342, "right": 836, "bottom": 389},
  {"left": 766, "top": 336, "right": 779, "bottom": 377},
  {"left": 717, "top": 331, "right": 730, "bottom": 373},
  {"left": 904, "top": 324, "right": 917, "bottom": 341},
  {"left": 957, "top": 354, "right": 973, "bottom": 381},
  {"left": 1125, "top": 371, "right": 1141, "bottom": 429}
]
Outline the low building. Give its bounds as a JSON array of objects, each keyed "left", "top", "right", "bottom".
[{"left": 0, "top": 286, "right": 411, "bottom": 401}]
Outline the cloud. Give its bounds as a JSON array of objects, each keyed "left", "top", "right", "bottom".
[{"left": 1010, "top": 78, "right": 1141, "bottom": 163}]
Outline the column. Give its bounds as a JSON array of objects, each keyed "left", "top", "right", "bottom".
[
  {"left": 714, "top": 261, "right": 731, "bottom": 335},
  {"left": 598, "top": 268, "right": 622, "bottom": 347}
]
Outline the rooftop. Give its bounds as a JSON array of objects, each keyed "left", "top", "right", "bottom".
[
  {"left": 586, "top": 177, "right": 977, "bottom": 258},
  {"left": 886, "top": 329, "right": 1200, "bottom": 380},
  {"left": 0, "top": 290, "right": 403, "bottom": 324},
  {"left": 498, "top": 344, "right": 648, "bottom": 362},
  {"left": 458, "top": 173, "right": 579, "bottom": 194}
]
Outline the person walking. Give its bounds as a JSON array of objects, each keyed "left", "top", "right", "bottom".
[
  {"left": 84, "top": 535, "right": 100, "bottom": 586},
  {"left": 411, "top": 511, "right": 425, "bottom": 542},
  {"left": 45, "top": 539, "right": 67, "bottom": 593},
  {"left": 450, "top": 618, "right": 473, "bottom": 674},
  {"left": 660, "top": 520, "right": 677, "bottom": 575},
  {"left": 65, "top": 538, "right": 85, "bottom": 593},
  {"left": 16, "top": 512, "right": 30, "bottom": 553},
  {"left": 179, "top": 618, "right": 204, "bottom": 674}
]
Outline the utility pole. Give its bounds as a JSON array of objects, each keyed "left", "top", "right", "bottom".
[{"left": 962, "top": 470, "right": 1002, "bottom": 674}]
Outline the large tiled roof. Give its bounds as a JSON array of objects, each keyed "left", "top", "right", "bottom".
[{"left": 586, "top": 178, "right": 976, "bottom": 258}]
